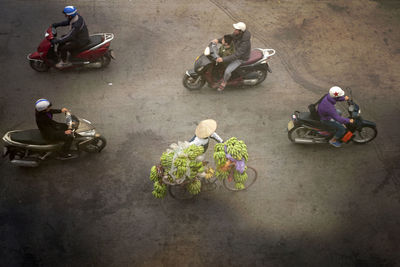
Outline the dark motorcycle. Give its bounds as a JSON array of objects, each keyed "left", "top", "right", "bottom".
[
  {"left": 287, "top": 90, "right": 377, "bottom": 145},
  {"left": 27, "top": 26, "right": 115, "bottom": 72},
  {"left": 183, "top": 42, "right": 275, "bottom": 90},
  {"left": 2, "top": 112, "right": 106, "bottom": 167}
]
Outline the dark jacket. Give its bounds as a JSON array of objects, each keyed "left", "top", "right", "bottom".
[
  {"left": 52, "top": 15, "right": 90, "bottom": 46},
  {"left": 317, "top": 95, "right": 350, "bottom": 124},
  {"left": 219, "top": 30, "right": 251, "bottom": 63},
  {"left": 36, "top": 109, "right": 68, "bottom": 139}
]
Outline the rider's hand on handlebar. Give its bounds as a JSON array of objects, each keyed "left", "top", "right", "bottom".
[
  {"left": 61, "top": 108, "right": 69, "bottom": 113},
  {"left": 65, "top": 130, "right": 72, "bottom": 135},
  {"left": 349, "top": 119, "right": 354, "bottom": 123},
  {"left": 345, "top": 96, "right": 349, "bottom": 101},
  {"left": 216, "top": 57, "right": 223, "bottom": 63}
]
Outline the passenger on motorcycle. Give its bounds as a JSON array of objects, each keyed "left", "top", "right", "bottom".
[
  {"left": 189, "top": 119, "right": 223, "bottom": 151},
  {"left": 51, "top": 6, "right": 90, "bottom": 68},
  {"left": 35, "top": 99, "right": 74, "bottom": 158},
  {"left": 212, "top": 22, "right": 251, "bottom": 91},
  {"left": 317, "top": 86, "right": 354, "bottom": 147}
]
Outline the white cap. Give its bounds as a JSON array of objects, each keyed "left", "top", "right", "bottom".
[
  {"left": 35, "top": 99, "right": 51, "bottom": 111},
  {"left": 233, "top": 22, "right": 246, "bottom": 31},
  {"left": 329, "top": 86, "right": 345, "bottom": 98}
]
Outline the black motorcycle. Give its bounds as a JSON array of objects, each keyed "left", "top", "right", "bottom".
[
  {"left": 183, "top": 42, "right": 275, "bottom": 90},
  {"left": 287, "top": 90, "right": 377, "bottom": 145}
]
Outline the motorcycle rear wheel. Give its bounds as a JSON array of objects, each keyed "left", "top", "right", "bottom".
[
  {"left": 101, "top": 52, "right": 112, "bottom": 67},
  {"left": 254, "top": 69, "right": 267, "bottom": 85},
  {"left": 288, "top": 126, "right": 309, "bottom": 142},
  {"left": 182, "top": 74, "right": 205, "bottom": 90},
  {"left": 80, "top": 136, "right": 107, "bottom": 153},
  {"left": 29, "top": 60, "right": 50, "bottom": 72},
  {"left": 352, "top": 126, "right": 377, "bottom": 144}
]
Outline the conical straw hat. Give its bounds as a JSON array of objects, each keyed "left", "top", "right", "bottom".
[{"left": 195, "top": 119, "right": 217, "bottom": 138}]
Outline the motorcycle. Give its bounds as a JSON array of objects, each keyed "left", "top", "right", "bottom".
[
  {"left": 2, "top": 112, "right": 106, "bottom": 167},
  {"left": 27, "top": 26, "right": 115, "bottom": 72},
  {"left": 183, "top": 42, "right": 275, "bottom": 90},
  {"left": 287, "top": 90, "right": 377, "bottom": 145}
]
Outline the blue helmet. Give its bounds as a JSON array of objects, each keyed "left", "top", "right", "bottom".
[{"left": 63, "top": 6, "right": 78, "bottom": 17}]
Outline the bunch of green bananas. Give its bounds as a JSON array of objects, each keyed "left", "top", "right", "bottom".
[
  {"left": 184, "top": 145, "right": 204, "bottom": 160},
  {"left": 233, "top": 168, "right": 248, "bottom": 183},
  {"left": 173, "top": 156, "right": 188, "bottom": 178},
  {"left": 152, "top": 181, "right": 167, "bottom": 198},
  {"left": 226, "top": 137, "right": 249, "bottom": 161},
  {"left": 215, "top": 169, "right": 229, "bottom": 180},
  {"left": 186, "top": 179, "right": 202, "bottom": 195},
  {"left": 160, "top": 152, "right": 173, "bottom": 170},
  {"left": 149, "top": 165, "right": 158, "bottom": 182}
]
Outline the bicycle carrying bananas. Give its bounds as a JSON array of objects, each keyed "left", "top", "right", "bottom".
[
  {"left": 149, "top": 141, "right": 205, "bottom": 198},
  {"left": 213, "top": 137, "right": 249, "bottom": 190}
]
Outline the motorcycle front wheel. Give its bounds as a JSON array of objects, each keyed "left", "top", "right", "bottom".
[
  {"left": 29, "top": 60, "right": 50, "bottom": 72},
  {"left": 352, "top": 126, "right": 377, "bottom": 144},
  {"left": 182, "top": 74, "right": 205, "bottom": 90},
  {"left": 80, "top": 136, "right": 107, "bottom": 153}
]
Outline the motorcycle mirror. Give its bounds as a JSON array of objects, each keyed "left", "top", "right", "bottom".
[{"left": 346, "top": 87, "right": 352, "bottom": 98}]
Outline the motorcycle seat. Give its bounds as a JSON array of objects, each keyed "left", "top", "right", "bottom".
[
  {"left": 241, "top": 50, "right": 263, "bottom": 66},
  {"left": 77, "top": 35, "right": 103, "bottom": 52},
  {"left": 10, "top": 129, "right": 60, "bottom": 145},
  {"left": 298, "top": 112, "right": 326, "bottom": 127}
]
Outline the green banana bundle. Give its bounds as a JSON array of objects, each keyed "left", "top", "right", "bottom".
[
  {"left": 213, "top": 137, "right": 249, "bottom": 188},
  {"left": 152, "top": 181, "right": 167, "bottom": 198},
  {"left": 150, "top": 143, "right": 206, "bottom": 198},
  {"left": 150, "top": 165, "right": 158, "bottom": 182},
  {"left": 186, "top": 179, "right": 202, "bottom": 195}
]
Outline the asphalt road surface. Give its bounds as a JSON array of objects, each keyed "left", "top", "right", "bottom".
[{"left": 0, "top": 0, "right": 399, "bottom": 266}]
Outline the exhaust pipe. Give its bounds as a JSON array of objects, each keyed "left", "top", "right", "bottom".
[
  {"left": 11, "top": 159, "right": 40, "bottom": 167},
  {"left": 294, "top": 138, "right": 326, "bottom": 144},
  {"left": 243, "top": 79, "right": 258, "bottom": 85}
]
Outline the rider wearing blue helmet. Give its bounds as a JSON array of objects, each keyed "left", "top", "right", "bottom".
[{"left": 51, "top": 6, "right": 90, "bottom": 68}]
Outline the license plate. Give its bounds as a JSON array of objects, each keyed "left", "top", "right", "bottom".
[{"left": 288, "top": 120, "right": 294, "bottom": 131}]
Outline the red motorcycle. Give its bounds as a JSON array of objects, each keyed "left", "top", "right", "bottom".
[{"left": 27, "top": 27, "right": 115, "bottom": 71}]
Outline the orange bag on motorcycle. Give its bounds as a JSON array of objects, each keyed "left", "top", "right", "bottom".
[{"left": 341, "top": 131, "right": 353, "bottom": 143}]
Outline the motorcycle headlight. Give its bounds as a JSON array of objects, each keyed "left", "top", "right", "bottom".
[
  {"left": 204, "top": 47, "right": 210, "bottom": 56},
  {"left": 79, "top": 129, "right": 96, "bottom": 137},
  {"left": 358, "top": 109, "right": 361, "bottom": 114}
]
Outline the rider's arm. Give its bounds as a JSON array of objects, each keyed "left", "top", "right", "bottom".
[
  {"left": 52, "top": 20, "right": 69, "bottom": 28},
  {"left": 210, "top": 132, "right": 224, "bottom": 143},
  {"left": 49, "top": 109, "right": 62, "bottom": 114},
  {"left": 57, "top": 19, "right": 82, "bottom": 44},
  {"left": 330, "top": 106, "right": 350, "bottom": 124},
  {"left": 336, "top": 96, "right": 346, "bottom": 102}
]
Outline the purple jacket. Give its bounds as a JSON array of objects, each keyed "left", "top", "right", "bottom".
[{"left": 317, "top": 94, "right": 350, "bottom": 124}]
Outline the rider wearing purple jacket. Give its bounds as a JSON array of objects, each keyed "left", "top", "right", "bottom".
[{"left": 317, "top": 86, "right": 354, "bottom": 147}]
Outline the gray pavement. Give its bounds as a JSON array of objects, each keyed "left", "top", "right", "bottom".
[{"left": 0, "top": 0, "right": 399, "bottom": 266}]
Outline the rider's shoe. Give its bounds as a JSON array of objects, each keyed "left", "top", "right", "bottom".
[
  {"left": 55, "top": 61, "right": 72, "bottom": 68},
  {"left": 329, "top": 139, "right": 342, "bottom": 148},
  {"left": 217, "top": 82, "right": 226, "bottom": 92}
]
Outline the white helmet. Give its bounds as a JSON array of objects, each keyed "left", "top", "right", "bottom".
[
  {"left": 329, "top": 86, "right": 345, "bottom": 98},
  {"left": 233, "top": 22, "right": 246, "bottom": 32},
  {"left": 35, "top": 99, "right": 51, "bottom": 112}
]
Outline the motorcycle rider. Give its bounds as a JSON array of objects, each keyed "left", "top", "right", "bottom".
[
  {"left": 317, "top": 86, "right": 354, "bottom": 147},
  {"left": 218, "top": 35, "right": 235, "bottom": 58},
  {"left": 212, "top": 22, "right": 251, "bottom": 91},
  {"left": 189, "top": 119, "right": 223, "bottom": 151},
  {"left": 51, "top": 6, "right": 90, "bottom": 68},
  {"left": 35, "top": 99, "right": 74, "bottom": 158}
]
